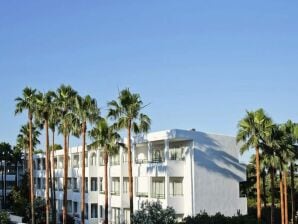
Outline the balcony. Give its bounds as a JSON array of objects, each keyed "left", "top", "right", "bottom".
[{"left": 136, "top": 192, "right": 148, "bottom": 197}]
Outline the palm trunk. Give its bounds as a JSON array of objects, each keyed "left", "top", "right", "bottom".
[
  {"left": 28, "top": 113, "right": 35, "bottom": 224},
  {"left": 3, "top": 160, "right": 6, "bottom": 208},
  {"left": 104, "top": 150, "right": 109, "bottom": 224},
  {"left": 256, "top": 147, "right": 262, "bottom": 224},
  {"left": 81, "top": 122, "right": 86, "bottom": 224},
  {"left": 290, "top": 163, "right": 295, "bottom": 224},
  {"left": 51, "top": 129, "right": 57, "bottom": 224},
  {"left": 270, "top": 167, "right": 275, "bottom": 224},
  {"left": 284, "top": 171, "right": 288, "bottom": 224},
  {"left": 45, "top": 119, "right": 50, "bottom": 224},
  {"left": 280, "top": 172, "right": 285, "bottom": 224},
  {"left": 127, "top": 122, "right": 133, "bottom": 223},
  {"left": 62, "top": 125, "right": 68, "bottom": 224},
  {"left": 263, "top": 170, "right": 268, "bottom": 221},
  {"left": 1, "top": 164, "right": 3, "bottom": 209}
]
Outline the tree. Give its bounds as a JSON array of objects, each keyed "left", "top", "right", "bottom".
[
  {"left": 108, "top": 88, "right": 151, "bottom": 220},
  {"left": 0, "top": 142, "right": 13, "bottom": 208},
  {"left": 74, "top": 95, "right": 99, "bottom": 224},
  {"left": 35, "top": 91, "right": 55, "bottom": 224},
  {"left": 236, "top": 109, "right": 273, "bottom": 224},
  {"left": 89, "top": 118, "right": 121, "bottom": 224},
  {"left": 55, "top": 84, "right": 77, "bottom": 224},
  {"left": 15, "top": 87, "right": 38, "bottom": 224},
  {"left": 132, "top": 201, "right": 176, "bottom": 224}
]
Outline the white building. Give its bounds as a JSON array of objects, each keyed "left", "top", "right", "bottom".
[{"left": 34, "top": 129, "right": 247, "bottom": 224}]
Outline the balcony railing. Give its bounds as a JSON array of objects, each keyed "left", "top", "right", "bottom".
[
  {"left": 151, "top": 193, "right": 165, "bottom": 199},
  {"left": 136, "top": 192, "right": 148, "bottom": 197},
  {"left": 135, "top": 158, "right": 148, "bottom": 164},
  {"left": 150, "top": 158, "right": 164, "bottom": 163},
  {"left": 111, "top": 191, "right": 120, "bottom": 196}
]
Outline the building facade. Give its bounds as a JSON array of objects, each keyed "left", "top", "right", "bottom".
[{"left": 34, "top": 129, "right": 247, "bottom": 224}]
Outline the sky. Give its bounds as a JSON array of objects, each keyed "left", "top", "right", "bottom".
[{"left": 0, "top": 1, "right": 298, "bottom": 163}]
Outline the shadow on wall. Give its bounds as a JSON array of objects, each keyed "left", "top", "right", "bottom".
[{"left": 193, "top": 132, "right": 245, "bottom": 182}]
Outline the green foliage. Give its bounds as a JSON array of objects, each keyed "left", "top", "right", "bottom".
[
  {"left": 25, "top": 197, "right": 46, "bottom": 224},
  {"left": 0, "top": 210, "right": 9, "bottom": 224},
  {"left": 132, "top": 201, "right": 176, "bottom": 224},
  {"left": 182, "top": 212, "right": 257, "bottom": 224}
]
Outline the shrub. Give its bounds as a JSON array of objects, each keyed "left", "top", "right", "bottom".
[
  {"left": 0, "top": 210, "right": 10, "bottom": 224},
  {"left": 132, "top": 201, "right": 176, "bottom": 224}
]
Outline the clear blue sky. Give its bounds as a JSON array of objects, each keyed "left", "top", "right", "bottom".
[{"left": 0, "top": 1, "right": 297, "bottom": 163}]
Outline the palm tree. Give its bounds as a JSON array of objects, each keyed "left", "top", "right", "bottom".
[
  {"left": 89, "top": 118, "right": 121, "bottom": 224},
  {"left": 55, "top": 85, "right": 77, "bottom": 224},
  {"left": 15, "top": 87, "right": 38, "bottom": 224},
  {"left": 49, "top": 99, "right": 60, "bottom": 224},
  {"left": 108, "top": 88, "right": 151, "bottom": 219},
  {"left": 75, "top": 95, "right": 99, "bottom": 224},
  {"left": 35, "top": 91, "right": 55, "bottom": 224},
  {"left": 278, "top": 122, "right": 296, "bottom": 224},
  {"left": 236, "top": 109, "right": 273, "bottom": 224}
]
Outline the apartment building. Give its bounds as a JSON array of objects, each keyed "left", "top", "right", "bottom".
[{"left": 34, "top": 129, "right": 247, "bottom": 224}]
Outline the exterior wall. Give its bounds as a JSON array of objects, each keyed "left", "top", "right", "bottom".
[{"left": 33, "top": 129, "right": 247, "bottom": 224}]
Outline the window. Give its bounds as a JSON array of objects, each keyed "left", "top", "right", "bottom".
[
  {"left": 111, "top": 177, "right": 120, "bottom": 195},
  {"left": 124, "top": 209, "right": 131, "bottom": 224},
  {"left": 100, "top": 205, "right": 103, "bottom": 218},
  {"left": 169, "top": 177, "right": 183, "bottom": 196},
  {"left": 73, "top": 178, "right": 78, "bottom": 192},
  {"left": 99, "top": 152, "right": 104, "bottom": 166},
  {"left": 73, "top": 201, "right": 78, "bottom": 214},
  {"left": 67, "top": 178, "right": 72, "bottom": 189},
  {"left": 37, "top": 178, "right": 41, "bottom": 189},
  {"left": 123, "top": 152, "right": 128, "bottom": 163},
  {"left": 85, "top": 177, "right": 88, "bottom": 192},
  {"left": 123, "top": 177, "right": 128, "bottom": 194},
  {"left": 85, "top": 154, "right": 88, "bottom": 167},
  {"left": 85, "top": 203, "right": 88, "bottom": 220},
  {"left": 91, "top": 204, "right": 98, "bottom": 218},
  {"left": 151, "top": 177, "right": 165, "bottom": 199},
  {"left": 73, "top": 154, "right": 79, "bottom": 168},
  {"left": 136, "top": 177, "right": 148, "bottom": 197},
  {"left": 110, "top": 154, "right": 120, "bottom": 165},
  {"left": 169, "top": 147, "right": 184, "bottom": 160},
  {"left": 152, "top": 149, "right": 164, "bottom": 163},
  {"left": 59, "top": 178, "right": 63, "bottom": 191},
  {"left": 54, "top": 178, "right": 58, "bottom": 190},
  {"left": 67, "top": 200, "right": 72, "bottom": 213},
  {"left": 91, "top": 177, "right": 97, "bottom": 191},
  {"left": 111, "top": 207, "right": 120, "bottom": 224},
  {"left": 58, "top": 156, "right": 63, "bottom": 169},
  {"left": 90, "top": 153, "right": 96, "bottom": 166},
  {"left": 54, "top": 157, "right": 57, "bottom": 169},
  {"left": 99, "top": 177, "right": 104, "bottom": 193},
  {"left": 58, "top": 200, "right": 63, "bottom": 211},
  {"left": 42, "top": 158, "right": 46, "bottom": 170}
]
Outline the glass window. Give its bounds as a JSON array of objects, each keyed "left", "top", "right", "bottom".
[
  {"left": 85, "top": 177, "right": 88, "bottom": 192},
  {"left": 73, "top": 201, "right": 78, "bottom": 214},
  {"left": 90, "top": 152, "right": 96, "bottom": 166},
  {"left": 99, "top": 177, "right": 104, "bottom": 193},
  {"left": 111, "top": 177, "right": 120, "bottom": 195},
  {"left": 73, "top": 154, "right": 79, "bottom": 168},
  {"left": 111, "top": 207, "right": 120, "bottom": 224},
  {"left": 169, "top": 147, "right": 184, "bottom": 160},
  {"left": 124, "top": 209, "right": 131, "bottom": 224},
  {"left": 91, "top": 204, "right": 98, "bottom": 218},
  {"left": 85, "top": 154, "right": 88, "bottom": 167},
  {"left": 67, "top": 200, "right": 72, "bottom": 213},
  {"left": 100, "top": 205, "right": 103, "bottom": 218},
  {"left": 85, "top": 203, "right": 88, "bottom": 220},
  {"left": 123, "top": 177, "right": 128, "bottom": 194},
  {"left": 169, "top": 177, "right": 183, "bottom": 196},
  {"left": 99, "top": 152, "right": 104, "bottom": 166},
  {"left": 151, "top": 177, "right": 165, "bottom": 199},
  {"left": 91, "top": 177, "right": 97, "bottom": 191},
  {"left": 67, "top": 178, "right": 72, "bottom": 189},
  {"left": 54, "top": 157, "right": 57, "bottom": 169},
  {"left": 111, "top": 154, "right": 120, "bottom": 165},
  {"left": 73, "top": 178, "right": 78, "bottom": 192}
]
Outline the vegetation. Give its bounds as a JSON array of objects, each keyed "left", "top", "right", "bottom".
[
  {"left": 89, "top": 117, "right": 121, "bottom": 224},
  {"left": 132, "top": 201, "right": 176, "bottom": 224},
  {"left": 183, "top": 212, "right": 257, "bottom": 224},
  {"left": 108, "top": 88, "right": 151, "bottom": 219},
  {"left": 0, "top": 210, "right": 9, "bottom": 224}
]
